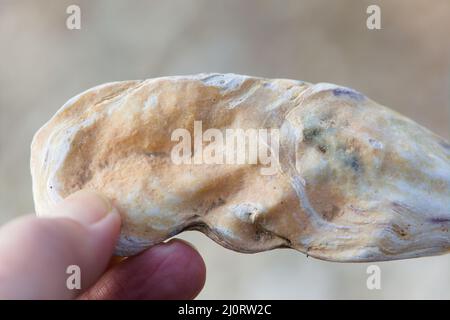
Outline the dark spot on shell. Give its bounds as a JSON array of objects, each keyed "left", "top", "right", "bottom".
[
  {"left": 317, "top": 145, "right": 328, "bottom": 153},
  {"left": 98, "top": 159, "right": 109, "bottom": 169},
  {"left": 344, "top": 154, "right": 361, "bottom": 172},
  {"left": 322, "top": 205, "right": 341, "bottom": 221},
  {"left": 429, "top": 217, "right": 450, "bottom": 224},
  {"left": 303, "top": 127, "right": 322, "bottom": 143},
  {"left": 439, "top": 140, "right": 450, "bottom": 151},
  {"left": 254, "top": 228, "right": 273, "bottom": 242},
  {"left": 391, "top": 224, "right": 408, "bottom": 238},
  {"left": 332, "top": 88, "right": 365, "bottom": 101}
]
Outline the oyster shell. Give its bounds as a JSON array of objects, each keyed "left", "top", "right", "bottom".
[{"left": 30, "top": 73, "right": 450, "bottom": 262}]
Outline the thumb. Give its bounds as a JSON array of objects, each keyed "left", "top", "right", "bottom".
[{"left": 0, "top": 190, "right": 121, "bottom": 299}]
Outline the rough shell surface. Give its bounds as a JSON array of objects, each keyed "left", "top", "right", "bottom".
[{"left": 31, "top": 73, "right": 450, "bottom": 262}]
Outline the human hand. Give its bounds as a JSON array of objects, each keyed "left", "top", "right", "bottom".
[{"left": 0, "top": 190, "right": 206, "bottom": 299}]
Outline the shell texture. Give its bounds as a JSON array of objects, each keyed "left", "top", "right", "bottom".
[{"left": 31, "top": 73, "right": 450, "bottom": 261}]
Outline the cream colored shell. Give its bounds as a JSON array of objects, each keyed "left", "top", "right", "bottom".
[{"left": 31, "top": 74, "right": 450, "bottom": 262}]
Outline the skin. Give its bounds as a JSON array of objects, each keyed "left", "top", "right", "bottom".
[{"left": 0, "top": 190, "right": 206, "bottom": 299}]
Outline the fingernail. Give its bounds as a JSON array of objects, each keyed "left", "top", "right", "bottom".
[{"left": 50, "top": 190, "right": 117, "bottom": 226}]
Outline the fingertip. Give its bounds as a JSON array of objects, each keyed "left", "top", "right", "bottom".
[
  {"left": 0, "top": 200, "right": 122, "bottom": 299},
  {"left": 163, "top": 239, "right": 207, "bottom": 298},
  {"left": 50, "top": 189, "right": 117, "bottom": 226},
  {"left": 80, "top": 239, "right": 206, "bottom": 300}
]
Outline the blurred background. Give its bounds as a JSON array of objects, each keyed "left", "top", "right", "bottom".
[{"left": 0, "top": 0, "right": 449, "bottom": 299}]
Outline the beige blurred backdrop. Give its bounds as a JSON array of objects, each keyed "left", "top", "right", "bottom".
[{"left": 0, "top": 0, "right": 449, "bottom": 299}]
